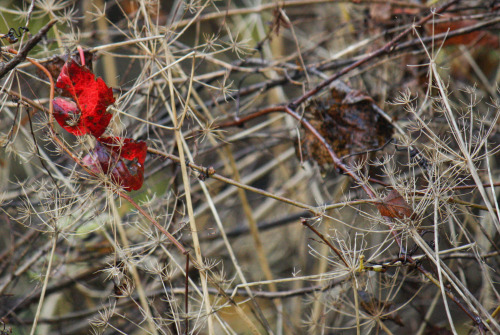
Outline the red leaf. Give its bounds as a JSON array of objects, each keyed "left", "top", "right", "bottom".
[
  {"left": 83, "top": 141, "right": 145, "bottom": 191},
  {"left": 55, "top": 60, "right": 115, "bottom": 137},
  {"left": 98, "top": 137, "right": 147, "bottom": 164},
  {"left": 376, "top": 189, "right": 415, "bottom": 220}
]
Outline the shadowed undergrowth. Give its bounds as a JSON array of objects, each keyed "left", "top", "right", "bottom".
[{"left": 0, "top": 1, "right": 500, "bottom": 334}]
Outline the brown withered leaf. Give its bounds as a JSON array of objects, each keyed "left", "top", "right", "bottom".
[
  {"left": 37, "top": 50, "right": 94, "bottom": 80},
  {"left": 426, "top": 16, "right": 499, "bottom": 48},
  {"left": 41, "top": 56, "right": 66, "bottom": 80},
  {"left": 376, "top": 189, "right": 415, "bottom": 220},
  {"left": 298, "top": 84, "right": 393, "bottom": 167}
]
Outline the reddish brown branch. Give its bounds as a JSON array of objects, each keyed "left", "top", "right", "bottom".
[{"left": 301, "top": 218, "right": 349, "bottom": 268}]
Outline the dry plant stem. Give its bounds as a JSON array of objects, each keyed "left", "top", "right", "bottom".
[
  {"left": 310, "top": 178, "right": 348, "bottom": 329},
  {"left": 283, "top": 106, "right": 376, "bottom": 199},
  {"left": 167, "top": 63, "right": 214, "bottom": 334},
  {"left": 184, "top": 255, "right": 189, "bottom": 335},
  {"left": 301, "top": 219, "right": 348, "bottom": 268},
  {"left": 416, "top": 291, "right": 441, "bottom": 335},
  {"left": 25, "top": 108, "right": 59, "bottom": 191},
  {"left": 176, "top": 127, "right": 273, "bottom": 334},
  {"left": 161, "top": 245, "right": 260, "bottom": 335},
  {"left": 395, "top": 16, "right": 500, "bottom": 52},
  {"left": 13, "top": 58, "right": 185, "bottom": 268},
  {"left": 432, "top": 63, "right": 500, "bottom": 235},
  {"left": 0, "top": 20, "right": 57, "bottom": 79},
  {"left": 118, "top": 192, "right": 188, "bottom": 254},
  {"left": 289, "top": 0, "right": 458, "bottom": 108},
  {"left": 172, "top": 0, "right": 426, "bottom": 28},
  {"left": 409, "top": 233, "right": 491, "bottom": 333},
  {"left": 149, "top": 147, "right": 319, "bottom": 213},
  {"left": 186, "top": 15, "right": 496, "bottom": 113},
  {"left": 109, "top": 193, "right": 158, "bottom": 335},
  {"left": 29, "top": 233, "right": 57, "bottom": 335},
  {"left": 121, "top": 279, "right": 344, "bottom": 300},
  {"left": 6, "top": 50, "right": 81, "bottom": 167},
  {"left": 352, "top": 276, "right": 361, "bottom": 335},
  {"left": 433, "top": 193, "right": 457, "bottom": 333},
  {"left": 7, "top": 4, "right": 493, "bottom": 332},
  {"left": 214, "top": 86, "right": 487, "bottom": 333},
  {"left": 150, "top": 146, "right": 490, "bottom": 226},
  {"left": 190, "top": 171, "right": 269, "bottom": 335},
  {"left": 9, "top": 49, "right": 192, "bottom": 259},
  {"left": 150, "top": 59, "right": 269, "bottom": 331},
  {"left": 4, "top": 53, "right": 79, "bottom": 194},
  {"left": 220, "top": 107, "right": 378, "bottom": 200},
  {"left": 225, "top": 147, "right": 284, "bottom": 331},
  {"left": 177, "top": 135, "right": 272, "bottom": 334},
  {"left": 226, "top": 148, "right": 277, "bottom": 290},
  {"left": 377, "top": 319, "right": 394, "bottom": 335},
  {"left": 160, "top": 105, "right": 488, "bottom": 332},
  {"left": 94, "top": 0, "right": 118, "bottom": 87}
]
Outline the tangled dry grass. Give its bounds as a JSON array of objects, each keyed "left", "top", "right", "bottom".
[{"left": 1, "top": 0, "right": 500, "bottom": 334}]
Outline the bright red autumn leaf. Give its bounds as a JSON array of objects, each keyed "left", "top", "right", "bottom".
[
  {"left": 54, "top": 60, "right": 115, "bottom": 138},
  {"left": 82, "top": 139, "right": 146, "bottom": 191},
  {"left": 98, "top": 137, "right": 147, "bottom": 164}
]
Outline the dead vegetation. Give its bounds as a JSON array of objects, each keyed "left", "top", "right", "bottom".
[{"left": 0, "top": 0, "right": 500, "bottom": 334}]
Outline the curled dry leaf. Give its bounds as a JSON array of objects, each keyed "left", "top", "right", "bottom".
[
  {"left": 376, "top": 189, "right": 415, "bottom": 220},
  {"left": 83, "top": 138, "right": 147, "bottom": 191},
  {"left": 298, "top": 85, "right": 393, "bottom": 167},
  {"left": 54, "top": 60, "right": 114, "bottom": 138}
]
